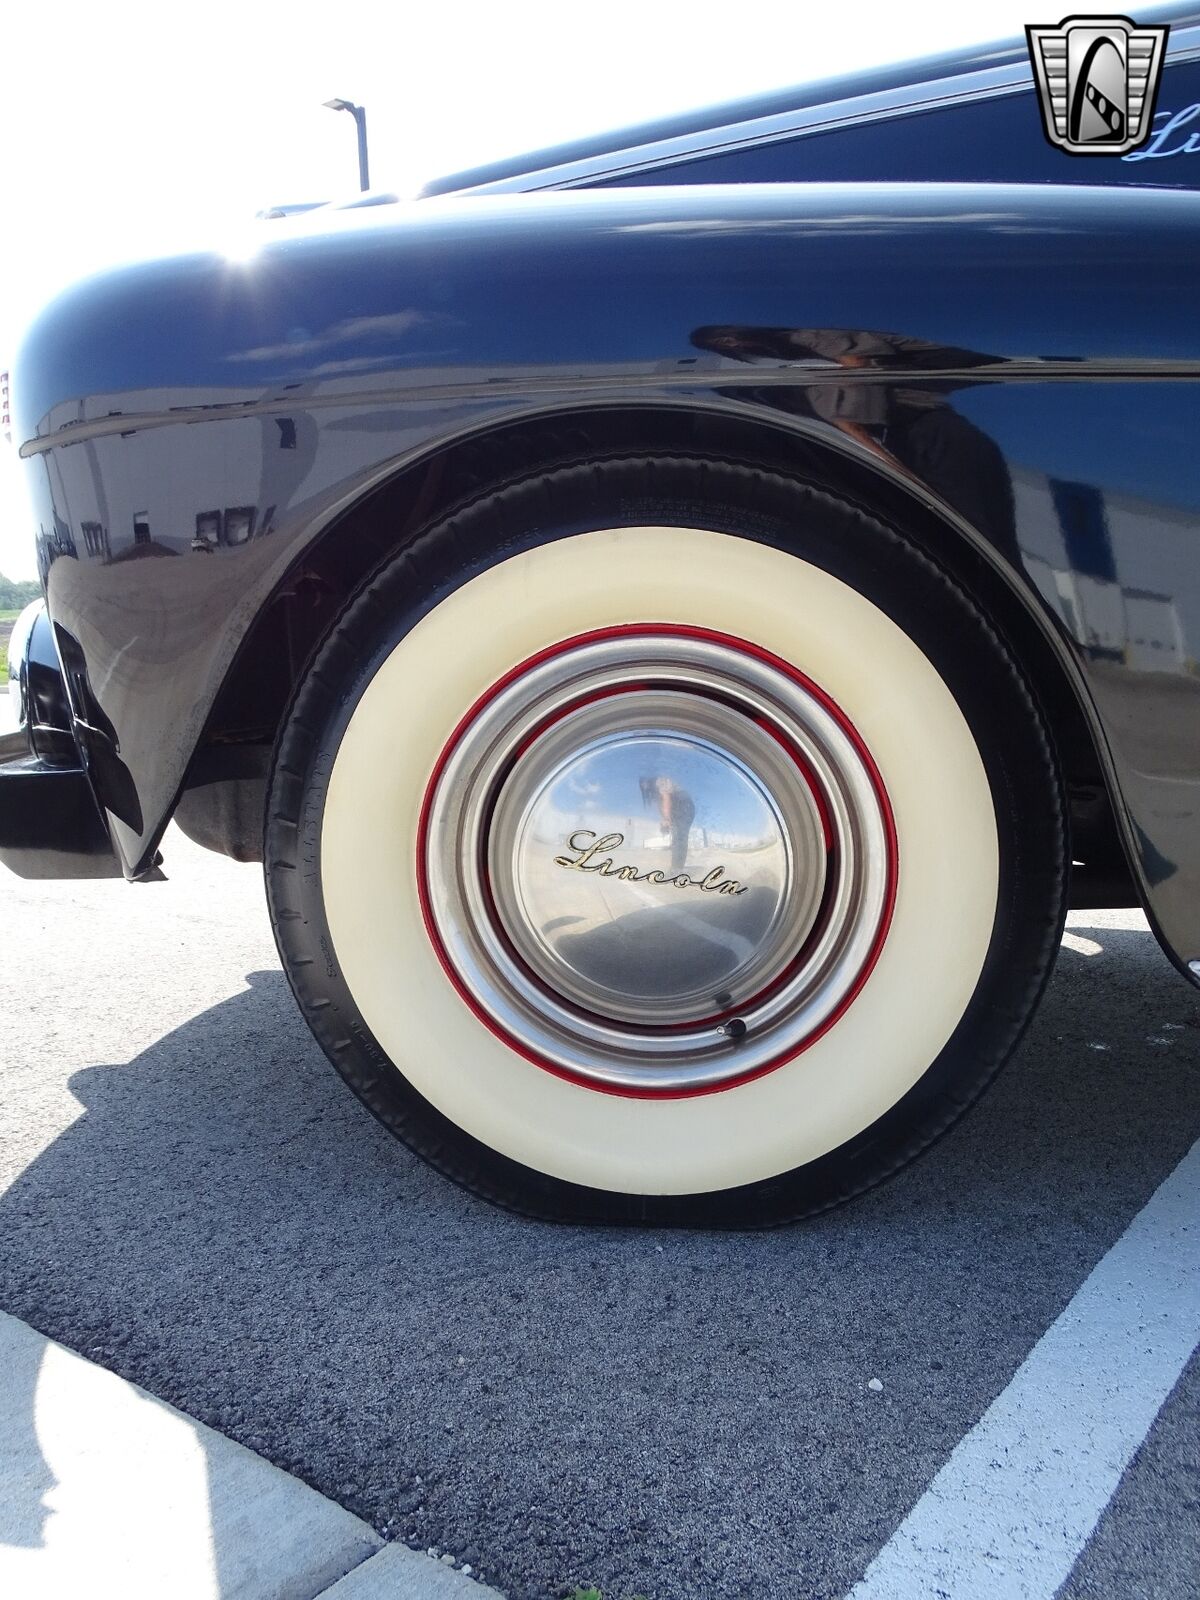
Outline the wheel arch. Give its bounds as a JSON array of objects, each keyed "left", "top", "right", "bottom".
[{"left": 182, "top": 400, "right": 1133, "bottom": 906}]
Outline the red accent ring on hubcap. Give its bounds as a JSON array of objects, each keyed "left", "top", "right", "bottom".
[{"left": 416, "top": 624, "right": 898, "bottom": 1099}]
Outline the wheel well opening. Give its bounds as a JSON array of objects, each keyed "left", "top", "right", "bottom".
[{"left": 179, "top": 403, "right": 1133, "bottom": 903}]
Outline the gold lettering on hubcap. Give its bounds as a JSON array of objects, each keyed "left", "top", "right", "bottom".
[{"left": 553, "top": 830, "right": 747, "bottom": 895}]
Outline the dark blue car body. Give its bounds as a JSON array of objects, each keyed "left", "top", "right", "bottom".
[{"left": 5, "top": 9, "right": 1200, "bottom": 991}]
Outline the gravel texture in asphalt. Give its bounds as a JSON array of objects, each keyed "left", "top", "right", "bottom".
[{"left": 1, "top": 831, "right": 1197, "bottom": 1600}]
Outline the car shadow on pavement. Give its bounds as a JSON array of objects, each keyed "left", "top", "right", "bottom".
[{"left": 1, "top": 923, "right": 1197, "bottom": 1600}]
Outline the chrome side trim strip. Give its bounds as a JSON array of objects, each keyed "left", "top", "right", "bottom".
[{"left": 443, "top": 26, "right": 1200, "bottom": 196}]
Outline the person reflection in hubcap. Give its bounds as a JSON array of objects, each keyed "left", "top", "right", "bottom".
[{"left": 647, "top": 774, "right": 696, "bottom": 874}]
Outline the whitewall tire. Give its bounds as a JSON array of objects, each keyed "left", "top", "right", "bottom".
[{"left": 266, "top": 456, "right": 1066, "bottom": 1226}]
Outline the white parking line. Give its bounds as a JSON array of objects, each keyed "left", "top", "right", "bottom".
[{"left": 847, "top": 1137, "right": 1200, "bottom": 1600}]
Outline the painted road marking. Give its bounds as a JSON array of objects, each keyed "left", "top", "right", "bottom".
[
  {"left": 0, "top": 1311, "right": 497, "bottom": 1598},
  {"left": 847, "top": 1137, "right": 1200, "bottom": 1600}
]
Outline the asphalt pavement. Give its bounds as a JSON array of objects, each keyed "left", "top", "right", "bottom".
[{"left": 1, "top": 828, "right": 1197, "bottom": 1600}]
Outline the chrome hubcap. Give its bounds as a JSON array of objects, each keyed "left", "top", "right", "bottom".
[{"left": 420, "top": 628, "right": 895, "bottom": 1093}]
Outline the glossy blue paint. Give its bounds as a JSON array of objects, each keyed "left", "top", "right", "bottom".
[
  {"left": 419, "top": 4, "right": 1200, "bottom": 196},
  {"left": 10, "top": 181, "right": 1200, "bottom": 977},
  {"left": 595, "top": 57, "right": 1200, "bottom": 189}
]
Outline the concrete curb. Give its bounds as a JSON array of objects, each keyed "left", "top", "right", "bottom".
[
  {"left": 0, "top": 1312, "right": 501, "bottom": 1598},
  {"left": 320, "top": 1545, "right": 500, "bottom": 1597}
]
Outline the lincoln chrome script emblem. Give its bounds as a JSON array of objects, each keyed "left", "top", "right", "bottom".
[
  {"left": 554, "top": 830, "right": 747, "bottom": 895},
  {"left": 1026, "top": 14, "right": 1168, "bottom": 155}
]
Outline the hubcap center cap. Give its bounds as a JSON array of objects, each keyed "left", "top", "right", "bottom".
[{"left": 492, "top": 722, "right": 814, "bottom": 1026}]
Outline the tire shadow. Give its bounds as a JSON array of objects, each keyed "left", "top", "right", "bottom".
[{"left": 0, "top": 925, "right": 1196, "bottom": 1600}]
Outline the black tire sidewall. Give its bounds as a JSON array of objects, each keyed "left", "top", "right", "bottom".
[{"left": 265, "top": 456, "right": 1066, "bottom": 1227}]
